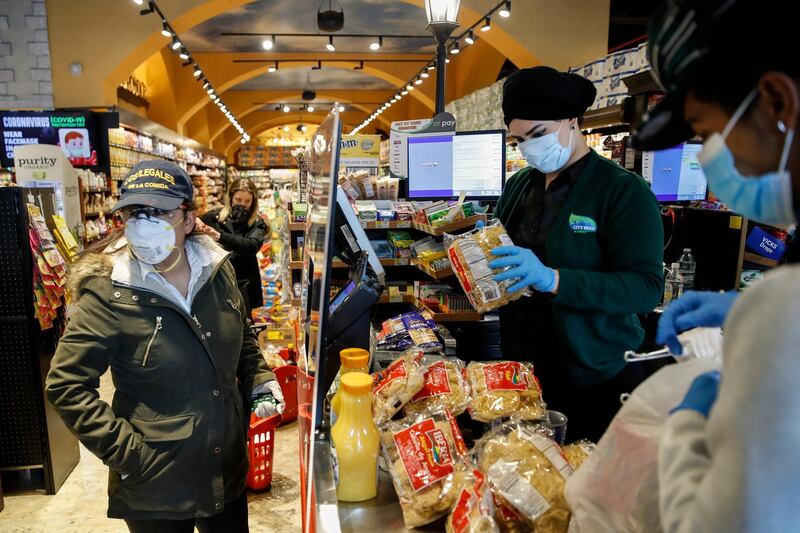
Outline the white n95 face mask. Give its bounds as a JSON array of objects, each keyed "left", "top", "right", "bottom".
[
  {"left": 125, "top": 217, "right": 179, "bottom": 265},
  {"left": 697, "top": 88, "right": 797, "bottom": 226},
  {"left": 517, "top": 120, "right": 575, "bottom": 174}
]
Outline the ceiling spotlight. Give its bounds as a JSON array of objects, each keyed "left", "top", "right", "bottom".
[
  {"left": 370, "top": 36, "right": 383, "bottom": 51},
  {"left": 193, "top": 67, "right": 202, "bottom": 77},
  {"left": 161, "top": 22, "right": 172, "bottom": 37},
  {"left": 326, "top": 36, "right": 336, "bottom": 52},
  {"left": 241, "top": 138, "right": 247, "bottom": 144},
  {"left": 213, "top": 95, "right": 220, "bottom": 102},
  {"left": 262, "top": 36, "right": 274, "bottom": 50},
  {"left": 338, "top": 105, "right": 346, "bottom": 112},
  {"left": 427, "top": 65, "right": 435, "bottom": 71},
  {"left": 445, "top": 58, "right": 450, "bottom": 64},
  {"left": 133, "top": 0, "right": 144, "bottom": 4},
  {"left": 207, "top": 87, "right": 214, "bottom": 95},
  {"left": 450, "top": 42, "right": 460, "bottom": 54},
  {"left": 202, "top": 81, "right": 210, "bottom": 89},
  {"left": 421, "top": 71, "right": 429, "bottom": 78},
  {"left": 481, "top": 16, "right": 491, "bottom": 32},
  {"left": 301, "top": 125, "right": 308, "bottom": 132},
  {"left": 283, "top": 105, "right": 291, "bottom": 113},
  {"left": 401, "top": 90, "right": 408, "bottom": 95},
  {"left": 307, "top": 105, "right": 315, "bottom": 112},
  {"left": 465, "top": 30, "right": 475, "bottom": 45},
  {"left": 415, "top": 78, "right": 423, "bottom": 85},
  {"left": 499, "top": 1, "right": 511, "bottom": 18},
  {"left": 171, "top": 37, "right": 182, "bottom": 50},
  {"left": 268, "top": 63, "right": 278, "bottom": 73},
  {"left": 179, "top": 49, "right": 190, "bottom": 60}
]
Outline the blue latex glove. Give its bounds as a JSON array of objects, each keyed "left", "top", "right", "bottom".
[
  {"left": 475, "top": 219, "right": 485, "bottom": 229},
  {"left": 656, "top": 291, "right": 739, "bottom": 354},
  {"left": 489, "top": 246, "right": 557, "bottom": 293},
  {"left": 671, "top": 370, "right": 721, "bottom": 417}
]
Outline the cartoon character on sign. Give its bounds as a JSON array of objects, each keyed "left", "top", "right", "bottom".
[{"left": 58, "top": 128, "right": 97, "bottom": 166}]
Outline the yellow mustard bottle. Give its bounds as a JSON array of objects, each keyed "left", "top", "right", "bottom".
[
  {"left": 331, "top": 372, "right": 380, "bottom": 502},
  {"left": 331, "top": 348, "right": 370, "bottom": 416}
]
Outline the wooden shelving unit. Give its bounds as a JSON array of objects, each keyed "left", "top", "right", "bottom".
[
  {"left": 414, "top": 298, "right": 482, "bottom": 322},
  {"left": 742, "top": 251, "right": 779, "bottom": 269},
  {"left": 378, "top": 293, "right": 416, "bottom": 305},
  {"left": 362, "top": 220, "right": 413, "bottom": 230},
  {"left": 411, "top": 259, "right": 453, "bottom": 280},
  {"left": 411, "top": 214, "right": 487, "bottom": 237}
]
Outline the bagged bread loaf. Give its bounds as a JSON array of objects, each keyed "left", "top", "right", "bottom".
[
  {"left": 446, "top": 469, "right": 500, "bottom": 533},
  {"left": 382, "top": 409, "right": 470, "bottom": 528},
  {"left": 561, "top": 440, "right": 597, "bottom": 471},
  {"left": 473, "top": 422, "right": 573, "bottom": 533},
  {"left": 445, "top": 220, "right": 530, "bottom": 313},
  {"left": 371, "top": 350, "right": 425, "bottom": 425},
  {"left": 403, "top": 359, "right": 471, "bottom": 418},
  {"left": 467, "top": 361, "right": 547, "bottom": 423}
]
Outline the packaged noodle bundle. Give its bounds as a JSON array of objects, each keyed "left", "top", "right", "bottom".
[
  {"left": 444, "top": 220, "right": 530, "bottom": 313},
  {"left": 467, "top": 361, "right": 547, "bottom": 423},
  {"left": 561, "top": 440, "right": 597, "bottom": 471},
  {"left": 382, "top": 409, "right": 470, "bottom": 527},
  {"left": 473, "top": 422, "right": 573, "bottom": 533},
  {"left": 372, "top": 350, "right": 426, "bottom": 425},
  {"left": 404, "top": 359, "right": 472, "bottom": 418},
  {"left": 446, "top": 469, "right": 500, "bottom": 533}
]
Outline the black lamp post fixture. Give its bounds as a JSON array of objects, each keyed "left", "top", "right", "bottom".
[{"left": 424, "top": 0, "right": 461, "bottom": 114}]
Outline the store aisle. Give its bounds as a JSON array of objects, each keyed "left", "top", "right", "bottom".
[{"left": 0, "top": 372, "right": 301, "bottom": 533}]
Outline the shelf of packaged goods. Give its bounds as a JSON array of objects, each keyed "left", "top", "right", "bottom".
[
  {"left": 290, "top": 261, "right": 303, "bottom": 270},
  {"left": 411, "top": 214, "right": 487, "bottom": 237},
  {"left": 414, "top": 298, "right": 482, "bottom": 322},
  {"left": 361, "top": 220, "right": 413, "bottom": 230},
  {"left": 332, "top": 258, "right": 410, "bottom": 269},
  {"left": 411, "top": 259, "right": 453, "bottom": 280},
  {"left": 742, "top": 251, "right": 779, "bottom": 269},
  {"left": 289, "top": 222, "right": 306, "bottom": 231},
  {"left": 291, "top": 298, "right": 302, "bottom": 307},
  {"left": 377, "top": 293, "right": 415, "bottom": 305},
  {"left": 109, "top": 143, "right": 177, "bottom": 162}
]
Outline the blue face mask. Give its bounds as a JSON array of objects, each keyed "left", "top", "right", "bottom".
[
  {"left": 517, "top": 120, "right": 574, "bottom": 174},
  {"left": 697, "top": 89, "right": 797, "bottom": 226}
]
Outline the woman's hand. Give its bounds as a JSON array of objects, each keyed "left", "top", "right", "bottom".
[{"left": 195, "top": 219, "right": 221, "bottom": 242}]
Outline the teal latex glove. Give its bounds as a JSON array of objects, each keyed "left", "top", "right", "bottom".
[
  {"left": 489, "top": 246, "right": 557, "bottom": 293},
  {"left": 671, "top": 370, "right": 721, "bottom": 417},
  {"left": 657, "top": 291, "right": 739, "bottom": 354}
]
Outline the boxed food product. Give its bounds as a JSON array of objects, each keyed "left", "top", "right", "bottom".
[
  {"left": 372, "top": 350, "right": 426, "bottom": 425},
  {"left": 387, "top": 230, "right": 414, "bottom": 257},
  {"left": 561, "top": 440, "right": 596, "bottom": 471},
  {"left": 403, "top": 359, "right": 472, "bottom": 417},
  {"left": 382, "top": 409, "right": 470, "bottom": 527},
  {"left": 445, "top": 220, "right": 530, "bottom": 313},
  {"left": 473, "top": 422, "right": 573, "bottom": 533},
  {"left": 466, "top": 361, "right": 546, "bottom": 423},
  {"left": 446, "top": 469, "right": 499, "bottom": 533}
]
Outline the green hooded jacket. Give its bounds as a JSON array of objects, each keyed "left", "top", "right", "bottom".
[
  {"left": 496, "top": 151, "right": 665, "bottom": 385},
  {"left": 46, "top": 235, "right": 275, "bottom": 520}
]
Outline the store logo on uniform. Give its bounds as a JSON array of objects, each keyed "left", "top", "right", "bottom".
[{"left": 569, "top": 213, "right": 597, "bottom": 234}]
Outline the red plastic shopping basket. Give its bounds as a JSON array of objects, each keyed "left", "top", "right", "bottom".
[
  {"left": 274, "top": 365, "right": 298, "bottom": 425},
  {"left": 246, "top": 412, "right": 281, "bottom": 491}
]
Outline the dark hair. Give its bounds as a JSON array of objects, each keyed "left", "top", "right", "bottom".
[{"left": 79, "top": 200, "right": 200, "bottom": 257}]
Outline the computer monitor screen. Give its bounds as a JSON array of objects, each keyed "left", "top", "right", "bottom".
[
  {"left": 407, "top": 130, "right": 505, "bottom": 198},
  {"left": 642, "top": 142, "right": 708, "bottom": 202}
]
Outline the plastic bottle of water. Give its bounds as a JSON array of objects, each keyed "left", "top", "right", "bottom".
[
  {"left": 664, "top": 262, "right": 685, "bottom": 306},
  {"left": 678, "top": 248, "right": 696, "bottom": 290}
]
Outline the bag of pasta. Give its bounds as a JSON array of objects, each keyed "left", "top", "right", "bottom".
[
  {"left": 372, "top": 350, "right": 426, "bottom": 426},
  {"left": 467, "top": 361, "right": 547, "bottom": 423},
  {"left": 562, "top": 440, "right": 597, "bottom": 471},
  {"left": 403, "top": 359, "right": 471, "bottom": 418},
  {"left": 444, "top": 220, "right": 530, "bottom": 313},
  {"left": 446, "top": 469, "right": 499, "bottom": 533},
  {"left": 473, "top": 422, "right": 573, "bottom": 533},
  {"left": 382, "top": 409, "right": 470, "bottom": 528}
]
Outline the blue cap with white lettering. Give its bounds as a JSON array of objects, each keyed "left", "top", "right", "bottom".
[{"left": 110, "top": 160, "right": 194, "bottom": 212}]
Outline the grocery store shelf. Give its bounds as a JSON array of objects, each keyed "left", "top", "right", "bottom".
[
  {"left": 291, "top": 298, "right": 302, "bottom": 306},
  {"left": 332, "top": 258, "right": 410, "bottom": 269},
  {"left": 414, "top": 298, "right": 482, "bottom": 322},
  {"left": 290, "top": 261, "right": 303, "bottom": 270},
  {"left": 362, "top": 220, "right": 413, "bottom": 230},
  {"left": 411, "top": 214, "right": 487, "bottom": 236},
  {"left": 289, "top": 222, "right": 305, "bottom": 231},
  {"left": 411, "top": 259, "right": 453, "bottom": 280},
  {"left": 743, "top": 251, "right": 779, "bottom": 268},
  {"left": 109, "top": 143, "right": 176, "bottom": 162},
  {"left": 378, "top": 293, "right": 415, "bottom": 304},
  {"left": 83, "top": 189, "right": 110, "bottom": 194}
]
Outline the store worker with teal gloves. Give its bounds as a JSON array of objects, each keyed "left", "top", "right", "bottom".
[{"left": 489, "top": 66, "right": 665, "bottom": 442}]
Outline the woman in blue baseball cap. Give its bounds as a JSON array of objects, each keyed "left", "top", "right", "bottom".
[{"left": 634, "top": 1, "right": 800, "bottom": 530}]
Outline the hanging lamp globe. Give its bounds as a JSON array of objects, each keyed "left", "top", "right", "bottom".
[{"left": 318, "top": 0, "right": 344, "bottom": 32}]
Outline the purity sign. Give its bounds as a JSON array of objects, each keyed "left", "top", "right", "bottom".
[{"left": 0, "top": 110, "right": 98, "bottom": 168}]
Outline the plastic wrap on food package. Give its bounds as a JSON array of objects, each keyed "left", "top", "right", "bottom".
[
  {"left": 445, "top": 220, "right": 531, "bottom": 313},
  {"left": 446, "top": 469, "right": 500, "bottom": 533},
  {"left": 467, "top": 361, "right": 547, "bottom": 423},
  {"left": 262, "top": 344, "right": 288, "bottom": 370},
  {"left": 404, "top": 359, "right": 472, "bottom": 418},
  {"left": 381, "top": 409, "right": 470, "bottom": 528},
  {"left": 372, "top": 350, "right": 426, "bottom": 425},
  {"left": 561, "top": 440, "right": 597, "bottom": 471},
  {"left": 473, "top": 422, "right": 573, "bottom": 533}
]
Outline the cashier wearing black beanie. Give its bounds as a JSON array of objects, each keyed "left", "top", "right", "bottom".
[{"left": 492, "top": 66, "right": 665, "bottom": 443}]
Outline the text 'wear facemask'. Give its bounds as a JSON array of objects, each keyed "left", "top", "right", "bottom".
[
  {"left": 697, "top": 88, "right": 797, "bottom": 226},
  {"left": 125, "top": 216, "right": 181, "bottom": 265},
  {"left": 517, "top": 120, "right": 575, "bottom": 174}
]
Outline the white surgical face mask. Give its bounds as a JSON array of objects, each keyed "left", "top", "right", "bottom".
[
  {"left": 517, "top": 120, "right": 574, "bottom": 174},
  {"left": 697, "top": 89, "right": 797, "bottom": 226},
  {"left": 125, "top": 216, "right": 180, "bottom": 265}
]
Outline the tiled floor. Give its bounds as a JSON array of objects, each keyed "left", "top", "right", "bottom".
[{"left": 0, "top": 372, "right": 301, "bottom": 533}]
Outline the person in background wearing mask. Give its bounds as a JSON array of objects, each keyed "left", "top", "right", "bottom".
[
  {"left": 197, "top": 178, "right": 268, "bottom": 315},
  {"left": 633, "top": 1, "right": 800, "bottom": 530},
  {"left": 490, "top": 67, "right": 665, "bottom": 442},
  {"left": 46, "top": 161, "right": 284, "bottom": 533}
]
